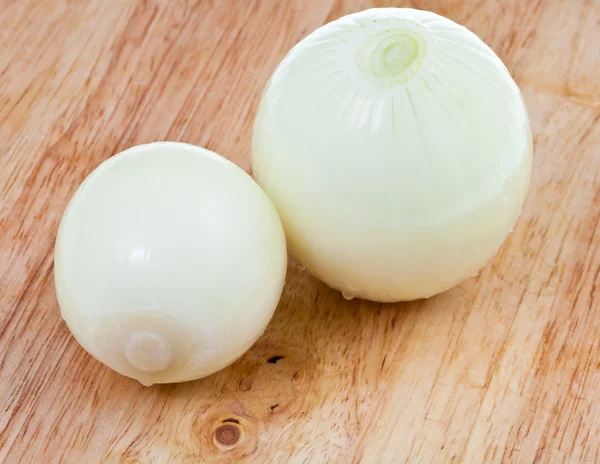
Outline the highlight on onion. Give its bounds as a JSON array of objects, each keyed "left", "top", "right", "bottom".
[
  {"left": 252, "top": 8, "right": 532, "bottom": 302},
  {"left": 54, "top": 142, "right": 287, "bottom": 385}
]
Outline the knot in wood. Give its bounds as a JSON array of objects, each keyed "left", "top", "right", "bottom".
[{"left": 214, "top": 423, "right": 241, "bottom": 448}]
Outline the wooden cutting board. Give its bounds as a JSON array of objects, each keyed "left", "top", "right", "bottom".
[{"left": 1, "top": 0, "right": 598, "bottom": 462}]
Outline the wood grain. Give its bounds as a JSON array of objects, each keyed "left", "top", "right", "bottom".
[{"left": 1, "top": 0, "right": 598, "bottom": 462}]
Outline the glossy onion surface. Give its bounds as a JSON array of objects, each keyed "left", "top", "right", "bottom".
[
  {"left": 55, "top": 142, "right": 287, "bottom": 385},
  {"left": 253, "top": 8, "right": 532, "bottom": 302}
]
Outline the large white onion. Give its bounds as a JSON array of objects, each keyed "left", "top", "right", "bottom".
[
  {"left": 55, "top": 142, "right": 287, "bottom": 385},
  {"left": 252, "top": 8, "right": 532, "bottom": 302}
]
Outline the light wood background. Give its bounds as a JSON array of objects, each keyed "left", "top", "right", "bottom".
[{"left": 1, "top": 0, "right": 599, "bottom": 462}]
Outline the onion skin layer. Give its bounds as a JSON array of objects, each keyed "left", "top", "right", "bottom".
[
  {"left": 55, "top": 142, "right": 287, "bottom": 385},
  {"left": 252, "top": 8, "right": 532, "bottom": 302}
]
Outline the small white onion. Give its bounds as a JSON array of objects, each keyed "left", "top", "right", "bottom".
[
  {"left": 252, "top": 8, "right": 532, "bottom": 302},
  {"left": 54, "top": 142, "right": 287, "bottom": 385}
]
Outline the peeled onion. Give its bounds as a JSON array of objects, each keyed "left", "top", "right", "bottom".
[
  {"left": 54, "top": 142, "right": 287, "bottom": 385},
  {"left": 252, "top": 8, "right": 532, "bottom": 302}
]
